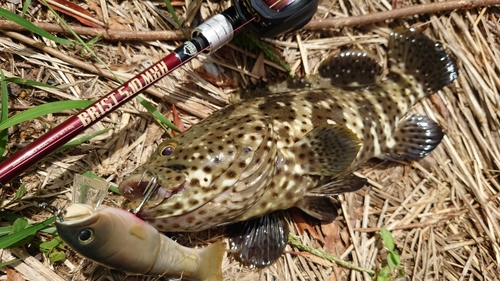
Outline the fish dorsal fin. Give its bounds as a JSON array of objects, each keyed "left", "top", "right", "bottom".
[
  {"left": 380, "top": 114, "right": 444, "bottom": 161},
  {"left": 318, "top": 49, "right": 383, "bottom": 88},
  {"left": 388, "top": 27, "right": 458, "bottom": 94},
  {"left": 227, "top": 211, "right": 288, "bottom": 269},
  {"left": 291, "top": 125, "right": 361, "bottom": 176}
]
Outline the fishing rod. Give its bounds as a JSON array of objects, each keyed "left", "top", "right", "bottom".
[{"left": 0, "top": 0, "right": 320, "bottom": 185}]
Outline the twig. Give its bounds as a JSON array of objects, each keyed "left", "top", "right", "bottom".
[
  {"left": 0, "top": 20, "right": 186, "bottom": 41},
  {"left": 303, "top": 0, "right": 500, "bottom": 29},
  {"left": 288, "top": 233, "right": 376, "bottom": 276}
]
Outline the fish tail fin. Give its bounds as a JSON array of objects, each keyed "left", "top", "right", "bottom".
[
  {"left": 196, "top": 240, "right": 225, "bottom": 281},
  {"left": 388, "top": 27, "right": 458, "bottom": 98}
]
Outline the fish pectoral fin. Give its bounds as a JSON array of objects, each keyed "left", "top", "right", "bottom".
[
  {"left": 227, "top": 211, "right": 288, "bottom": 269},
  {"left": 298, "top": 174, "right": 367, "bottom": 221},
  {"left": 318, "top": 49, "right": 383, "bottom": 89},
  {"left": 307, "top": 173, "right": 367, "bottom": 196},
  {"left": 380, "top": 114, "right": 444, "bottom": 161},
  {"left": 291, "top": 125, "right": 361, "bottom": 176}
]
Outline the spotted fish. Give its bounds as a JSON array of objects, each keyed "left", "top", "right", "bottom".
[{"left": 119, "top": 28, "right": 458, "bottom": 268}]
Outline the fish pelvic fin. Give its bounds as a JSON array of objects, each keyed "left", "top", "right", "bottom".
[
  {"left": 195, "top": 240, "right": 225, "bottom": 281},
  {"left": 388, "top": 27, "right": 458, "bottom": 96},
  {"left": 228, "top": 211, "right": 288, "bottom": 269},
  {"left": 380, "top": 114, "right": 444, "bottom": 161}
]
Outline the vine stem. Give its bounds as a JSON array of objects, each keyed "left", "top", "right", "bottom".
[{"left": 288, "top": 233, "right": 376, "bottom": 276}]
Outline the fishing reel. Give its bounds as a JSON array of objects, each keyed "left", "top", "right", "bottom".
[
  {"left": 193, "top": 0, "right": 319, "bottom": 52},
  {"left": 232, "top": 0, "right": 320, "bottom": 38}
]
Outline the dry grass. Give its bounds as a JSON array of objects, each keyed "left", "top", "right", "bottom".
[{"left": 1, "top": 0, "right": 500, "bottom": 280}]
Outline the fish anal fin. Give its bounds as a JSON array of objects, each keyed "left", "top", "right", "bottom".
[
  {"left": 380, "top": 114, "right": 444, "bottom": 161},
  {"left": 227, "top": 211, "right": 288, "bottom": 269},
  {"left": 318, "top": 49, "right": 383, "bottom": 88},
  {"left": 388, "top": 28, "right": 458, "bottom": 94},
  {"left": 291, "top": 125, "right": 361, "bottom": 176}
]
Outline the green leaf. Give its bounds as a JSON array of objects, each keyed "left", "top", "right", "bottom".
[
  {"left": 48, "top": 251, "right": 65, "bottom": 263},
  {"left": 0, "top": 226, "right": 14, "bottom": 237},
  {"left": 398, "top": 268, "right": 406, "bottom": 277},
  {"left": 13, "top": 185, "right": 26, "bottom": 201},
  {"left": 380, "top": 227, "right": 395, "bottom": 252},
  {"left": 0, "top": 258, "right": 21, "bottom": 268},
  {"left": 136, "top": 96, "right": 180, "bottom": 133},
  {"left": 56, "top": 127, "right": 113, "bottom": 152},
  {"left": 39, "top": 236, "right": 63, "bottom": 250},
  {"left": 40, "top": 226, "right": 57, "bottom": 235},
  {"left": 0, "top": 100, "right": 93, "bottom": 131},
  {"left": 11, "top": 217, "right": 28, "bottom": 233},
  {"left": 3, "top": 77, "right": 58, "bottom": 89},
  {"left": 377, "top": 266, "right": 391, "bottom": 281},
  {"left": 21, "top": 0, "right": 32, "bottom": 16},
  {"left": 0, "top": 69, "right": 9, "bottom": 160},
  {"left": 387, "top": 252, "right": 401, "bottom": 269},
  {"left": 0, "top": 8, "right": 75, "bottom": 45},
  {"left": 0, "top": 216, "right": 56, "bottom": 249}
]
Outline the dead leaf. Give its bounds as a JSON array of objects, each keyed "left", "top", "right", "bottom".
[
  {"left": 143, "top": 122, "right": 164, "bottom": 147},
  {"left": 197, "top": 71, "right": 236, "bottom": 88},
  {"left": 327, "top": 268, "right": 343, "bottom": 281},
  {"left": 6, "top": 268, "right": 25, "bottom": 281},
  {"left": 108, "top": 16, "right": 130, "bottom": 30},
  {"left": 42, "top": 0, "right": 102, "bottom": 28},
  {"left": 84, "top": 0, "right": 103, "bottom": 20},
  {"left": 171, "top": 104, "right": 185, "bottom": 135},
  {"left": 250, "top": 52, "right": 266, "bottom": 84},
  {"left": 290, "top": 209, "right": 324, "bottom": 243}
]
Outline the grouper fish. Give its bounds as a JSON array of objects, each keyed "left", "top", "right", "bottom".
[{"left": 119, "top": 28, "right": 458, "bottom": 268}]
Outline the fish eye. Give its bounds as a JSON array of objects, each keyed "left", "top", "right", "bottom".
[
  {"left": 161, "top": 142, "right": 177, "bottom": 156},
  {"left": 78, "top": 229, "right": 94, "bottom": 242}
]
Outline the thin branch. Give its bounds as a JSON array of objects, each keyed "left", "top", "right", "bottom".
[
  {"left": 303, "top": 0, "right": 500, "bottom": 29},
  {"left": 0, "top": 20, "right": 186, "bottom": 41}
]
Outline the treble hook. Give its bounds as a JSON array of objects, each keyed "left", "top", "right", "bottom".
[
  {"left": 39, "top": 202, "right": 66, "bottom": 222},
  {"left": 131, "top": 170, "right": 160, "bottom": 215}
]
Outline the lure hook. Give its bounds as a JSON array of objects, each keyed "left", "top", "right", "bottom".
[{"left": 131, "top": 170, "right": 160, "bottom": 215}]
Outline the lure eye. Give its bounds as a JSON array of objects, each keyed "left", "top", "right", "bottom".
[
  {"left": 78, "top": 229, "right": 94, "bottom": 242},
  {"left": 161, "top": 143, "right": 177, "bottom": 156}
]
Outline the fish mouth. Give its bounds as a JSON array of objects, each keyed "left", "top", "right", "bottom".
[{"left": 119, "top": 169, "right": 186, "bottom": 214}]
